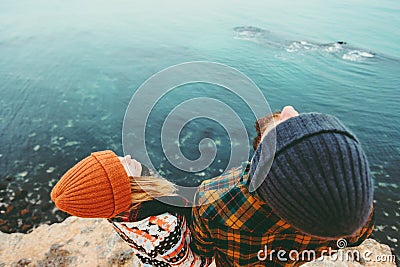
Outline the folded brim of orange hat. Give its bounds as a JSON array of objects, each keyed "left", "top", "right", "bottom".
[{"left": 51, "top": 150, "right": 132, "bottom": 218}]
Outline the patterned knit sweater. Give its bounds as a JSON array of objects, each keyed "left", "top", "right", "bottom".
[{"left": 109, "top": 198, "right": 211, "bottom": 267}]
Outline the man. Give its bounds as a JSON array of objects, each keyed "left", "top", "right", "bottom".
[{"left": 190, "top": 106, "right": 374, "bottom": 266}]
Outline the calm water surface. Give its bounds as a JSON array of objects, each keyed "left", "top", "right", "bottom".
[{"left": 0, "top": 0, "right": 399, "bottom": 259}]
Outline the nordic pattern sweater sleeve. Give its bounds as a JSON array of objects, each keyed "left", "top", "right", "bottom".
[{"left": 109, "top": 212, "right": 211, "bottom": 267}]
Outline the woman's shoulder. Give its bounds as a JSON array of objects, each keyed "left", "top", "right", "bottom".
[
  {"left": 112, "top": 212, "right": 183, "bottom": 237},
  {"left": 110, "top": 211, "right": 183, "bottom": 228},
  {"left": 110, "top": 197, "right": 184, "bottom": 222}
]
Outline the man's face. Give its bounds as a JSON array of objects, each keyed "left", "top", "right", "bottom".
[{"left": 253, "top": 106, "right": 299, "bottom": 150}]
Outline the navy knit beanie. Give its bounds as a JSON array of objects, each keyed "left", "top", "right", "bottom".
[{"left": 250, "top": 113, "right": 373, "bottom": 238}]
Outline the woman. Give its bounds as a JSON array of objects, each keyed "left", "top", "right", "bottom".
[{"left": 51, "top": 150, "right": 211, "bottom": 267}]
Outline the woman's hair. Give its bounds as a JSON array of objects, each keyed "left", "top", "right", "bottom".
[
  {"left": 128, "top": 175, "right": 177, "bottom": 209},
  {"left": 253, "top": 111, "right": 281, "bottom": 150}
]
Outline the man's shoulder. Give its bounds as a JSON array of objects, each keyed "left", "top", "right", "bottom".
[{"left": 194, "top": 164, "right": 248, "bottom": 220}]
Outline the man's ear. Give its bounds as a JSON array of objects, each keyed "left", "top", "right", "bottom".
[
  {"left": 253, "top": 119, "right": 263, "bottom": 150},
  {"left": 256, "top": 116, "right": 272, "bottom": 135}
]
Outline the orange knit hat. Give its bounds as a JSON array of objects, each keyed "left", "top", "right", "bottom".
[{"left": 50, "top": 150, "right": 132, "bottom": 218}]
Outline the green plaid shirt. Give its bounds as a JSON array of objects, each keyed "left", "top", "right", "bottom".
[{"left": 190, "top": 163, "right": 374, "bottom": 267}]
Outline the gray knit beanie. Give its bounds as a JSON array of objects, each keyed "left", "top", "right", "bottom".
[{"left": 250, "top": 113, "right": 373, "bottom": 238}]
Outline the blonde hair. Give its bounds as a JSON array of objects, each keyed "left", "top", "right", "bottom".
[{"left": 129, "top": 176, "right": 178, "bottom": 209}]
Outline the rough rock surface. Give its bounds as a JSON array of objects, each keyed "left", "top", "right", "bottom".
[
  {"left": 303, "top": 239, "right": 396, "bottom": 267},
  {"left": 0, "top": 216, "right": 396, "bottom": 267},
  {"left": 0, "top": 216, "right": 141, "bottom": 267}
]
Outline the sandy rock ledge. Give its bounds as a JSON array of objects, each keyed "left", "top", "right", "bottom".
[
  {"left": 303, "top": 239, "right": 396, "bottom": 267},
  {"left": 0, "top": 216, "right": 141, "bottom": 267},
  {"left": 0, "top": 216, "right": 396, "bottom": 267}
]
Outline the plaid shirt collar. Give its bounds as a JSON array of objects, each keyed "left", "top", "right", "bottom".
[{"left": 197, "top": 162, "right": 293, "bottom": 233}]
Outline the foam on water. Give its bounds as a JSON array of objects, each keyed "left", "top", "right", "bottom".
[
  {"left": 324, "top": 43, "right": 343, "bottom": 53},
  {"left": 286, "top": 41, "right": 319, "bottom": 52},
  {"left": 234, "top": 26, "right": 377, "bottom": 63},
  {"left": 342, "top": 50, "right": 375, "bottom": 61}
]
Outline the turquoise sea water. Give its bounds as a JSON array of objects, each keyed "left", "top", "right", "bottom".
[{"left": 0, "top": 0, "right": 399, "bottom": 259}]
